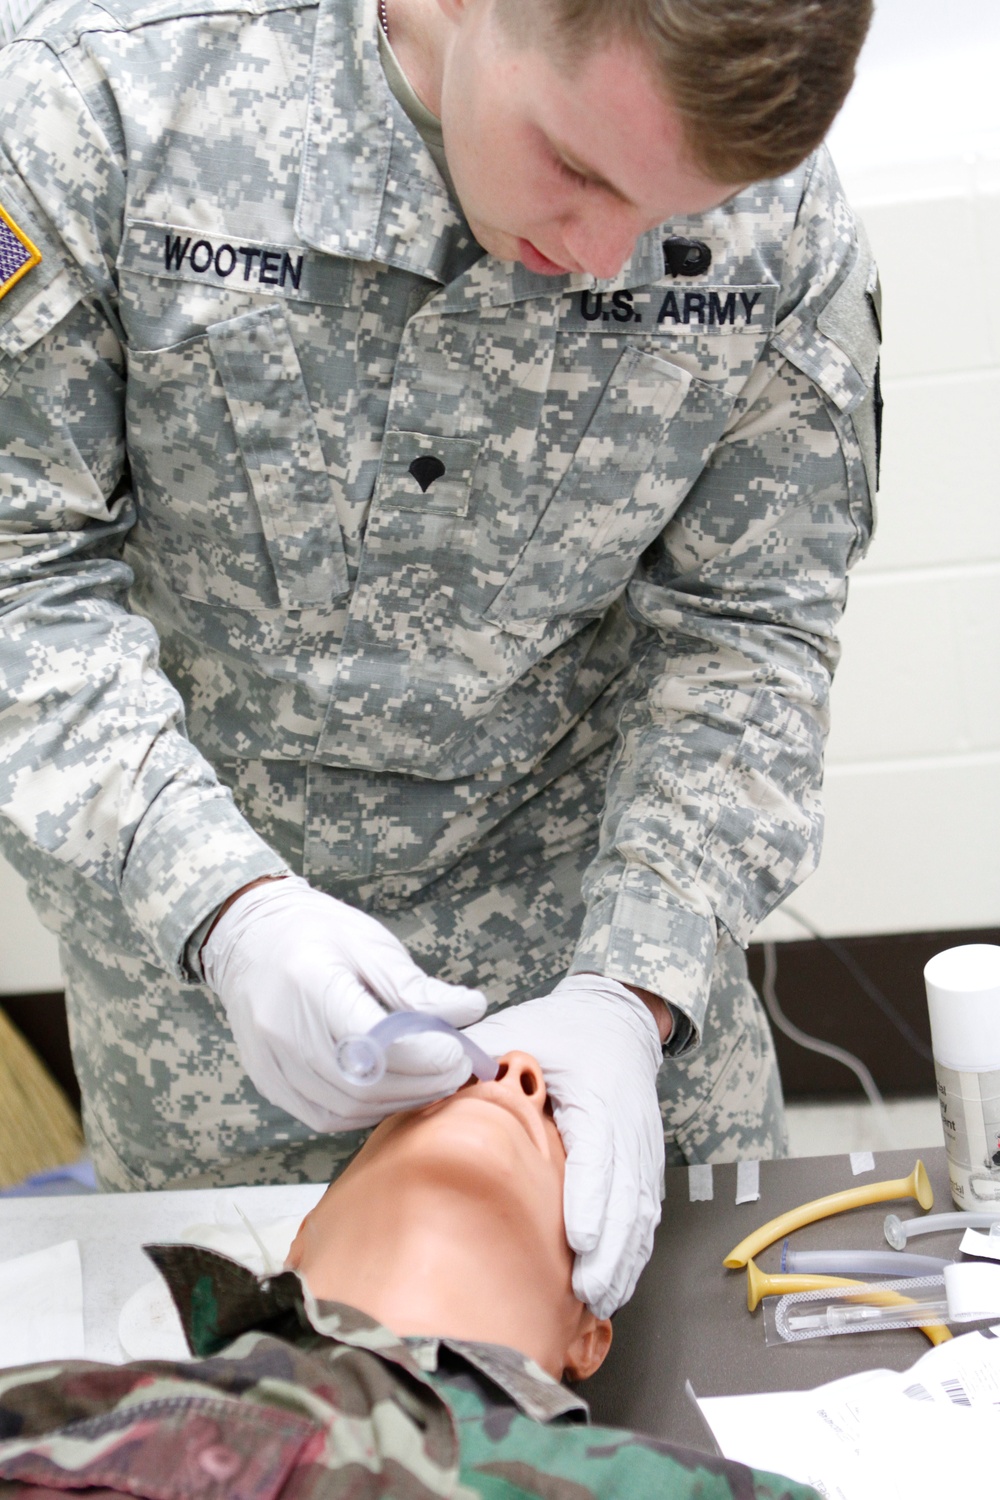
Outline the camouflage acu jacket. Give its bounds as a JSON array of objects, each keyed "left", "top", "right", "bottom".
[
  {"left": 0, "top": 1244, "right": 820, "bottom": 1498},
  {"left": 0, "top": 0, "right": 879, "bottom": 1031}
]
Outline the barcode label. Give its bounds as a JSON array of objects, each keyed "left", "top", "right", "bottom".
[
  {"left": 903, "top": 1383, "right": 933, "bottom": 1402},
  {"left": 941, "top": 1378, "right": 972, "bottom": 1407}
]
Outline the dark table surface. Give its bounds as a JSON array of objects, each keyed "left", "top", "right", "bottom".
[{"left": 585, "top": 1146, "right": 961, "bottom": 1446}]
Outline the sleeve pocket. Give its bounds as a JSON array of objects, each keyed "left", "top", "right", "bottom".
[{"left": 772, "top": 241, "right": 881, "bottom": 560}]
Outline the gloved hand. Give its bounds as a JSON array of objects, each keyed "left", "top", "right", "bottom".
[
  {"left": 463, "top": 973, "right": 665, "bottom": 1318},
  {"left": 202, "top": 875, "right": 487, "bottom": 1131}
]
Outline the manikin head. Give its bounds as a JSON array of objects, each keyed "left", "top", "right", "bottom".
[
  {"left": 287, "top": 1051, "right": 613, "bottom": 1381},
  {"left": 395, "top": 0, "right": 873, "bottom": 278}
]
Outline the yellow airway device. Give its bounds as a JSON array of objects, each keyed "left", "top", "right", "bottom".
[{"left": 723, "top": 1159, "right": 934, "bottom": 1269}]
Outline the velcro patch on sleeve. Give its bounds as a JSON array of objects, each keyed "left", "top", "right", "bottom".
[{"left": 0, "top": 200, "right": 42, "bottom": 301}]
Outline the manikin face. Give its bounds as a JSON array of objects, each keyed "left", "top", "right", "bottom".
[
  {"left": 434, "top": 0, "right": 740, "bottom": 278},
  {"left": 287, "top": 1051, "right": 612, "bottom": 1380}
]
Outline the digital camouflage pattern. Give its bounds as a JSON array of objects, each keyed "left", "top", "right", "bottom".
[
  {"left": 0, "top": 1243, "right": 821, "bottom": 1499},
  {"left": 53, "top": 762, "right": 786, "bottom": 1190},
  {"left": 0, "top": 0, "right": 878, "bottom": 1186}
]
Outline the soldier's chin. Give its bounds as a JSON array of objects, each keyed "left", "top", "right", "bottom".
[
  {"left": 468, "top": 220, "right": 524, "bottom": 266},
  {"left": 516, "top": 239, "right": 573, "bottom": 275}
]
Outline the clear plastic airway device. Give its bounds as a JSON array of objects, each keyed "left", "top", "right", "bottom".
[{"left": 335, "top": 1012, "right": 499, "bottom": 1086}]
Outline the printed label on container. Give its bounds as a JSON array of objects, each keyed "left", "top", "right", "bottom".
[{"left": 935, "top": 1063, "right": 1000, "bottom": 1208}]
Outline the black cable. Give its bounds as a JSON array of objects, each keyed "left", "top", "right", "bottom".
[
  {"left": 781, "top": 906, "right": 934, "bottom": 1064},
  {"left": 761, "top": 941, "right": 889, "bottom": 1122}
]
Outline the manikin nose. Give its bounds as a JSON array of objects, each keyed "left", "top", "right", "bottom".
[{"left": 493, "top": 1051, "right": 547, "bottom": 1110}]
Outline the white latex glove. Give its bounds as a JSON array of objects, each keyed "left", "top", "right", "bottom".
[
  {"left": 463, "top": 973, "right": 664, "bottom": 1318},
  {"left": 202, "top": 875, "right": 487, "bottom": 1130}
]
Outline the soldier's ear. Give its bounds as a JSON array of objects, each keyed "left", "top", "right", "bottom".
[{"left": 563, "top": 1315, "right": 612, "bottom": 1381}]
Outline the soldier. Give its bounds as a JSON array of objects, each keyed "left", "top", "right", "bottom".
[{"left": 0, "top": 0, "right": 879, "bottom": 1320}]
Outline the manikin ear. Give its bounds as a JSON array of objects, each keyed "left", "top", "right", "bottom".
[
  {"left": 284, "top": 1218, "right": 308, "bottom": 1271},
  {"left": 562, "top": 1314, "right": 613, "bottom": 1381}
]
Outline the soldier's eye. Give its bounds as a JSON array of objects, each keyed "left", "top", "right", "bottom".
[{"left": 553, "top": 153, "right": 590, "bottom": 189}]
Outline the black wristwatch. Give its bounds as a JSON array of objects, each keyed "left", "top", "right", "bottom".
[{"left": 661, "top": 1004, "right": 694, "bottom": 1057}]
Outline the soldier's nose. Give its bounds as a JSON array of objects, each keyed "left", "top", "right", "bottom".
[{"left": 564, "top": 221, "right": 637, "bottom": 281}]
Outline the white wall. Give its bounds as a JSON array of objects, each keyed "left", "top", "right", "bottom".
[
  {"left": 759, "top": 0, "right": 1000, "bottom": 941},
  {"left": 0, "top": 858, "right": 61, "bottom": 994},
  {"left": 0, "top": 9, "right": 63, "bottom": 992},
  {"left": 0, "top": 0, "right": 38, "bottom": 46},
  {"left": 2, "top": 0, "right": 998, "bottom": 992}
]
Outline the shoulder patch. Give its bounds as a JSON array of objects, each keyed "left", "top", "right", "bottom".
[{"left": 0, "top": 201, "right": 42, "bottom": 302}]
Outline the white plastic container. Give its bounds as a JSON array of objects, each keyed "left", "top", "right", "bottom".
[{"left": 924, "top": 945, "right": 1000, "bottom": 1208}]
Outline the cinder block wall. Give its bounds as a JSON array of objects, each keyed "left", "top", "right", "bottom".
[
  {"left": 0, "top": 856, "right": 59, "bottom": 994},
  {"left": 758, "top": 0, "right": 1000, "bottom": 942},
  {"left": 2, "top": 0, "right": 998, "bottom": 998}
]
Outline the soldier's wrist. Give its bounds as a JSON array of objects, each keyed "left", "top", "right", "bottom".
[
  {"left": 621, "top": 984, "right": 695, "bottom": 1057},
  {"left": 189, "top": 875, "right": 290, "bottom": 982},
  {"left": 622, "top": 983, "right": 674, "bottom": 1045}
]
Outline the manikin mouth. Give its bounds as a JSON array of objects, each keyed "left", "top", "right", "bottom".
[
  {"left": 464, "top": 1080, "right": 554, "bottom": 1158},
  {"left": 445, "top": 1078, "right": 552, "bottom": 1157}
]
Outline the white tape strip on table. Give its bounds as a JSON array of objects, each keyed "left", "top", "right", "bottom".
[
  {"left": 688, "top": 1164, "right": 714, "bottom": 1202},
  {"left": 735, "top": 1160, "right": 760, "bottom": 1204},
  {"left": 850, "top": 1151, "right": 875, "bottom": 1175}
]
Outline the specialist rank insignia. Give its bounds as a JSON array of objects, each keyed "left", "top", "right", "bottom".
[{"left": 0, "top": 200, "right": 42, "bottom": 302}]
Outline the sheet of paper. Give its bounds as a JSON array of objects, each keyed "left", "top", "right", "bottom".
[
  {"left": 699, "top": 1369, "right": 889, "bottom": 1500},
  {"left": 960, "top": 1226, "right": 1000, "bottom": 1262},
  {"left": 858, "top": 1390, "right": 997, "bottom": 1500},
  {"left": 0, "top": 1239, "right": 84, "bottom": 1367},
  {"left": 176, "top": 1209, "right": 304, "bottom": 1274},
  {"left": 118, "top": 1278, "right": 191, "bottom": 1361},
  {"left": 854, "top": 1332, "right": 1000, "bottom": 1500},
  {"left": 115, "top": 1210, "right": 304, "bottom": 1361},
  {"left": 698, "top": 1329, "right": 1000, "bottom": 1500},
  {"left": 892, "top": 1326, "right": 1000, "bottom": 1407}
]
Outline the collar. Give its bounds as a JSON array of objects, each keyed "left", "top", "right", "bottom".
[
  {"left": 145, "top": 1242, "right": 589, "bottom": 1426},
  {"left": 421, "top": 226, "right": 665, "bottom": 314},
  {"left": 295, "top": 0, "right": 479, "bottom": 283},
  {"left": 295, "top": 0, "right": 664, "bottom": 302}
]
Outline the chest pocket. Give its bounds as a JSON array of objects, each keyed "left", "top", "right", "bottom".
[
  {"left": 126, "top": 302, "right": 347, "bottom": 612},
  {"left": 482, "top": 347, "right": 695, "bottom": 636}
]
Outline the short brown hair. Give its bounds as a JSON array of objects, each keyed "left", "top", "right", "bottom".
[{"left": 505, "top": 0, "right": 872, "bottom": 185}]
